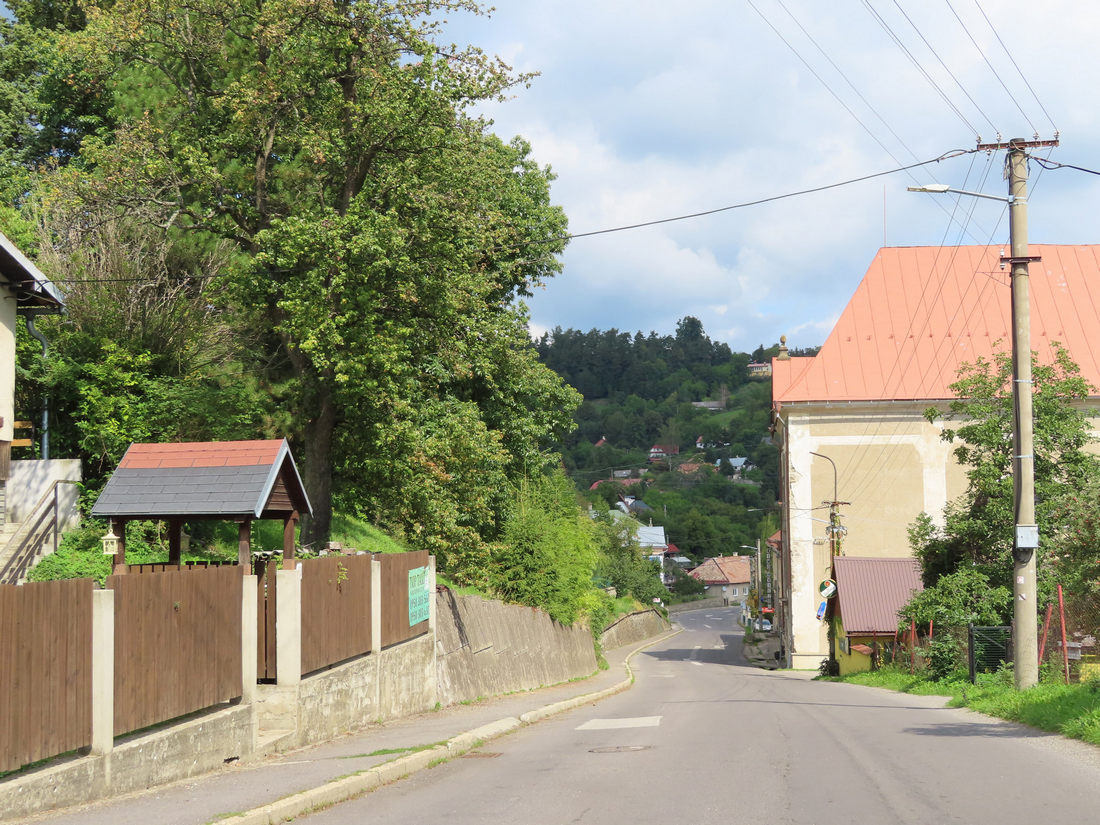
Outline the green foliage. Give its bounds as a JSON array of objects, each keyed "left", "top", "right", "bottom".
[
  {"left": 926, "top": 635, "right": 964, "bottom": 682},
  {"left": 899, "top": 567, "right": 1011, "bottom": 628},
  {"left": 488, "top": 470, "right": 600, "bottom": 625},
  {"left": 592, "top": 515, "right": 670, "bottom": 606}
]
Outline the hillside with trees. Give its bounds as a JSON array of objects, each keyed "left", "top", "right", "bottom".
[{"left": 536, "top": 318, "right": 792, "bottom": 561}]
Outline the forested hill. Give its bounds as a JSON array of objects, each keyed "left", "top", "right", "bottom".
[{"left": 535, "top": 318, "right": 800, "bottom": 557}]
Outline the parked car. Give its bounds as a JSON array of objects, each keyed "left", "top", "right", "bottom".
[{"left": 753, "top": 618, "right": 772, "bottom": 632}]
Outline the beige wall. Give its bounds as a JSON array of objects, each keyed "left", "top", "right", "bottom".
[
  {"left": 779, "top": 402, "right": 1100, "bottom": 668},
  {"left": 779, "top": 401, "right": 969, "bottom": 668}
]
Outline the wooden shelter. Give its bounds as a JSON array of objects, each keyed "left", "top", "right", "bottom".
[{"left": 92, "top": 439, "right": 312, "bottom": 573}]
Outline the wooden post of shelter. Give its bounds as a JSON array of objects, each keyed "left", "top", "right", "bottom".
[
  {"left": 238, "top": 519, "right": 251, "bottom": 571},
  {"left": 112, "top": 518, "right": 128, "bottom": 575},
  {"left": 283, "top": 510, "right": 298, "bottom": 569},
  {"left": 168, "top": 518, "right": 182, "bottom": 566}
]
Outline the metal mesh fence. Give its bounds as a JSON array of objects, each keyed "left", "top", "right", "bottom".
[{"left": 1039, "top": 586, "right": 1100, "bottom": 683}]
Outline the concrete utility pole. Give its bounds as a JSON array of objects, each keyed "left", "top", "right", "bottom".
[
  {"left": 1000, "top": 138, "right": 1042, "bottom": 690},
  {"left": 910, "top": 136, "right": 1057, "bottom": 690}
]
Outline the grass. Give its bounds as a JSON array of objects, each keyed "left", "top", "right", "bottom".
[{"left": 834, "top": 665, "right": 1100, "bottom": 745}]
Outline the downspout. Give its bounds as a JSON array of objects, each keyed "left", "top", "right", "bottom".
[{"left": 24, "top": 316, "right": 49, "bottom": 460}]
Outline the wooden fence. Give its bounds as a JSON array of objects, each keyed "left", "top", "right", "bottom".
[
  {"left": 0, "top": 579, "right": 93, "bottom": 772},
  {"left": 108, "top": 566, "right": 242, "bottom": 736},
  {"left": 378, "top": 550, "right": 430, "bottom": 648},
  {"left": 300, "top": 555, "right": 373, "bottom": 676}
]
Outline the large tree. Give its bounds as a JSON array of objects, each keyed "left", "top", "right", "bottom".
[{"left": 25, "top": 0, "right": 574, "bottom": 547}]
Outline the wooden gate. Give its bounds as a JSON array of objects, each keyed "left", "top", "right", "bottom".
[{"left": 254, "top": 557, "right": 278, "bottom": 681}]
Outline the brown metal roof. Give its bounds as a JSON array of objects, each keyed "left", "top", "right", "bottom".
[
  {"left": 773, "top": 245, "right": 1100, "bottom": 404},
  {"left": 833, "top": 557, "right": 923, "bottom": 635}
]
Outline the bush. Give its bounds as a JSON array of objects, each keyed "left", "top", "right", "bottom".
[{"left": 927, "top": 635, "right": 963, "bottom": 681}]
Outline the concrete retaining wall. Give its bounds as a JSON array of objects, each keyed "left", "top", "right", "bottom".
[
  {"left": 599, "top": 609, "right": 670, "bottom": 650},
  {"left": 1, "top": 704, "right": 253, "bottom": 823},
  {"left": 435, "top": 591, "right": 597, "bottom": 705},
  {"left": 294, "top": 634, "right": 438, "bottom": 746}
]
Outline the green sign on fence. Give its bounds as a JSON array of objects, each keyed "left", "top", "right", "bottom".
[{"left": 408, "top": 566, "right": 430, "bottom": 626}]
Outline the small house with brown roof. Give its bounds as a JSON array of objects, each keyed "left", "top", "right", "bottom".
[
  {"left": 690, "top": 555, "right": 752, "bottom": 608},
  {"left": 92, "top": 439, "right": 311, "bottom": 572},
  {"left": 830, "top": 557, "right": 923, "bottom": 675},
  {"left": 771, "top": 245, "right": 1100, "bottom": 668}
]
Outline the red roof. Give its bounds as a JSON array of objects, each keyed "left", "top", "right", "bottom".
[
  {"left": 833, "top": 557, "right": 923, "bottom": 635},
  {"left": 773, "top": 245, "right": 1100, "bottom": 403},
  {"left": 119, "top": 440, "right": 283, "bottom": 469},
  {"left": 690, "top": 555, "right": 752, "bottom": 585}
]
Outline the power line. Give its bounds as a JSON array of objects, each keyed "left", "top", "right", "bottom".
[
  {"left": 860, "top": 0, "right": 981, "bottom": 138},
  {"left": 943, "top": 0, "right": 1038, "bottom": 135},
  {"left": 971, "top": 0, "right": 1058, "bottom": 133},
  {"left": 568, "top": 150, "right": 977, "bottom": 241},
  {"left": 890, "top": 0, "right": 998, "bottom": 135},
  {"left": 1028, "top": 157, "right": 1100, "bottom": 176}
]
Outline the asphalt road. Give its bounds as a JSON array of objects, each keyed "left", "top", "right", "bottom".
[{"left": 301, "top": 606, "right": 1100, "bottom": 825}]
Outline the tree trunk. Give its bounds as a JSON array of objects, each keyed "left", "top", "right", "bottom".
[{"left": 299, "top": 384, "right": 336, "bottom": 550}]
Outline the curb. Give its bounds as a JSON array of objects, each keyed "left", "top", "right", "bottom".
[{"left": 212, "top": 628, "right": 682, "bottom": 825}]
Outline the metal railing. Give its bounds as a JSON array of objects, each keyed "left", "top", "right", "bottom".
[{"left": 0, "top": 479, "right": 80, "bottom": 584}]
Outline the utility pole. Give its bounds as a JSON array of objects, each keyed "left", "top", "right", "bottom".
[
  {"left": 911, "top": 136, "right": 1058, "bottom": 690},
  {"left": 977, "top": 137, "right": 1057, "bottom": 690}
]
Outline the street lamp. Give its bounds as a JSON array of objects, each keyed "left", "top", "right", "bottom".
[{"left": 907, "top": 141, "right": 1041, "bottom": 689}]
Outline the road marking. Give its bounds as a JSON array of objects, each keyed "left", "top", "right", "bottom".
[{"left": 577, "top": 716, "right": 662, "bottom": 731}]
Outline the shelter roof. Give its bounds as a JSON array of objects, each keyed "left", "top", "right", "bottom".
[
  {"left": 690, "top": 555, "right": 751, "bottom": 585},
  {"left": 833, "top": 557, "right": 923, "bottom": 635},
  {"left": 773, "top": 245, "right": 1100, "bottom": 404},
  {"left": 0, "top": 230, "right": 65, "bottom": 310},
  {"left": 92, "top": 439, "right": 312, "bottom": 520}
]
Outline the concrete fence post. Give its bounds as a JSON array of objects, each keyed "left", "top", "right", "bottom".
[
  {"left": 241, "top": 575, "right": 258, "bottom": 703},
  {"left": 275, "top": 565, "right": 302, "bottom": 686},
  {"left": 90, "top": 589, "right": 114, "bottom": 755},
  {"left": 371, "top": 558, "right": 382, "bottom": 655}
]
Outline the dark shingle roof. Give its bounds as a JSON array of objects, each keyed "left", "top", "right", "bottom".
[{"left": 92, "top": 439, "right": 311, "bottom": 519}]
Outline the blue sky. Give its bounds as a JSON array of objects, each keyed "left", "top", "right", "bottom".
[{"left": 441, "top": 1, "right": 1100, "bottom": 353}]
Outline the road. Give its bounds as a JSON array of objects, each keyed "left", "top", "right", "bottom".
[{"left": 302, "top": 607, "right": 1100, "bottom": 825}]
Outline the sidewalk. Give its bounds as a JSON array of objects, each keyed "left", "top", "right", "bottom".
[{"left": 22, "top": 628, "right": 682, "bottom": 825}]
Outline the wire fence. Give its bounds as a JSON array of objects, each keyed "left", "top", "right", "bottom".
[{"left": 1039, "top": 585, "right": 1100, "bottom": 684}]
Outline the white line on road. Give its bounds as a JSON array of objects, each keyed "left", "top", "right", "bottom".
[{"left": 576, "top": 717, "right": 663, "bottom": 731}]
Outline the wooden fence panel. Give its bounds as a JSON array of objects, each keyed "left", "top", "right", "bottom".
[
  {"left": 300, "top": 555, "right": 373, "bottom": 675},
  {"left": 378, "top": 551, "right": 430, "bottom": 649},
  {"left": 109, "top": 566, "right": 242, "bottom": 737},
  {"left": 0, "top": 579, "right": 93, "bottom": 773}
]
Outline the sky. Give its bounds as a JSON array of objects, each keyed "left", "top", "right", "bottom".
[{"left": 437, "top": 1, "right": 1100, "bottom": 353}]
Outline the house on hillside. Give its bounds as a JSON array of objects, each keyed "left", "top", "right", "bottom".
[
  {"left": 747, "top": 362, "right": 772, "bottom": 378},
  {"left": 648, "top": 444, "right": 680, "bottom": 463},
  {"left": 771, "top": 245, "right": 1100, "bottom": 669},
  {"left": 689, "top": 555, "right": 752, "bottom": 611},
  {"left": 829, "top": 557, "right": 923, "bottom": 675},
  {"left": 0, "top": 232, "right": 75, "bottom": 583}
]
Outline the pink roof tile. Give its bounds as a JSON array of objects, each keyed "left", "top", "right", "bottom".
[
  {"left": 119, "top": 440, "right": 282, "bottom": 470},
  {"left": 773, "top": 245, "right": 1100, "bottom": 404},
  {"left": 833, "top": 557, "right": 923, "bottom": 635}
]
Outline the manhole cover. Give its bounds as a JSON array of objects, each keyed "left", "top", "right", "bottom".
[
  {"left": 459, "top": 752, "right": 501, "bottom": 759},
  {"left": 589, "top": 745, "right": 652, "bottom": 753}
]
